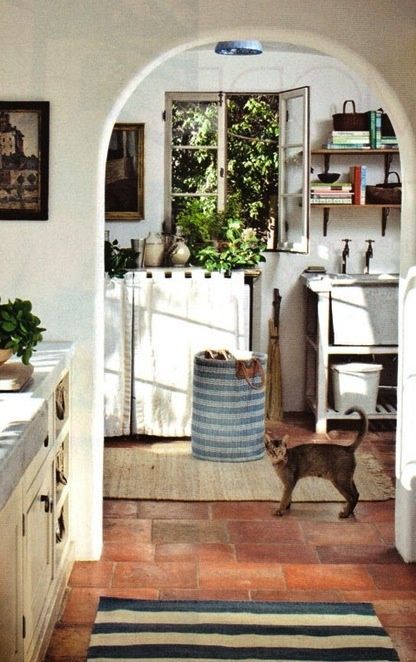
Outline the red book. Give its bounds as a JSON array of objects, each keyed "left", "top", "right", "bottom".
[{"left": 351, "top": 166, "right": 362, "bottom": 205}]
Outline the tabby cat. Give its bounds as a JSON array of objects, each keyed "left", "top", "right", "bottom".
[{"left": 265, "top": 407, "right": 368, "bottom": 518}]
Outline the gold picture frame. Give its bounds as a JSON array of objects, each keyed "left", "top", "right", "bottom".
[{"left": 105, "top": 123, "right": 144, "bottom": 221}]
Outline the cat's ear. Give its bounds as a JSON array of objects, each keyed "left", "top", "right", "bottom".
[{"left": 281, "top": 434, "right": 290, "bottom": 449}]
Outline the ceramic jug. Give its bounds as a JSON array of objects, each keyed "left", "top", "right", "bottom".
[
  {"left": 169, "top": 237, "right": 191, "bottom": 266},
  {"left": 143, "top": 232, "right": 164, "bottom": 267}
]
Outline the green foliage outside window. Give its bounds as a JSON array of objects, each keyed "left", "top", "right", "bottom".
[{"left": 170, "top": 93, "right": 279, "bottom": 270}]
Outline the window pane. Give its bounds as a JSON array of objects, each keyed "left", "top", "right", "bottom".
[
  {"left": 283, "top": 94, "right": 305, "bottom": 145},
  {"left": 278, "top": 196, "right": 307, "bottom": 251},
  {"left": 172, "top": 196, "right": 217, "bottom": 227},
  {"left": 172, "top": 102, "right": 218, "bottom": 147},
  {"left": 282, "top": 147, "right": 304, "bottom": 194},
  {"left": 172, "top": 148, "right": 217, "bottom": 193},
  {"left": 226, "top": 94, "right": 279, "bottom": 236}
]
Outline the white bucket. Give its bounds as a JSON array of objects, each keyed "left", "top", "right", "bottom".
[{"left": 331, "top": 362, "right": 383, "bottom": 413}]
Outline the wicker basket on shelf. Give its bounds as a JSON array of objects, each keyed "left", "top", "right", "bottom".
[
  {"left": 366, "top": 171, "right": 401, "bottom": 205},
  {"left": 333, "top": 100, "right": 369, "bottom": 131}
]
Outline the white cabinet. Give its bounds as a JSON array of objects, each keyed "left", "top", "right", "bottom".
[
  {"left": 0, "top": 344, "right": 73, "bottom": 662},
  {"left": 0, "top": 487, "right": 23, "bottom": 662},
  {"left": 23, "top": 457, "right": 54, "bottom": 658}
]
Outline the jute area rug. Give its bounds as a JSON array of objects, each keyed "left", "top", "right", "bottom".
[
  {"left": 87, "top": 597, "right": 400, "bottom": 661},
  {"left": 103, "top": 441, "right": 395, "bottom": 502}
]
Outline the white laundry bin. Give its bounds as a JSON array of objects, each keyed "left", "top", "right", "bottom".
[{"left": 331, "top": 362, "right": 383, "bottom": 413}]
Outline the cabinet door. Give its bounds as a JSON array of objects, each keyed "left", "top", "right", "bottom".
[
  {"left": 23, "top": 459, "right": 54, "bottom": 657},
  {"left": 0, "top": 488, "right": 23, "bottom": 662}
]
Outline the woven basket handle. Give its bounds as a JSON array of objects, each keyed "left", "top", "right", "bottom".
[
  {"left": 235, "top": 358, "right": 265, "bottom": 390},
  {"left": 385, "top": 171, "right": 401, "bottom": 185},
  {"left": 342, "top": 100, "right": 357, "bottom": 113}
]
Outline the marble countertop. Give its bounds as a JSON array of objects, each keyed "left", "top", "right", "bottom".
[{"left": 0, "top": 342, "right": 74, "bottom": 511}]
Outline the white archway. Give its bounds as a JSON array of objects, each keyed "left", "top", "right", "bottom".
[{"left": 99, "top": 30, "right": 416, "bottom": 561}]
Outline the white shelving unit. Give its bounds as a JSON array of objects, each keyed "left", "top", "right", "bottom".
[{"left": 302, "top": 273, "right": 398, "bottom": 433}]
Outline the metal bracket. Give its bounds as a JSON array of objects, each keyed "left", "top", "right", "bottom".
[
  {"left": 323, "top": 207, "right": 330, "bottom": 236},
  {"left": 382, "top": 207, "right": 390, "bottom": 236}
]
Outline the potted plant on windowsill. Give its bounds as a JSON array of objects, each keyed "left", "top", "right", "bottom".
[
  {"left": 0, "top": 298, "right": 45, "bottom": 365},
  {"left": 176, "top": 194, "right": 267, "bottom": 273}
]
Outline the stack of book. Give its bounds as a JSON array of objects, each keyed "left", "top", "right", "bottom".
[
  {"left": 324, "top": 130, "right": 370, "bottom": 149},
  {"left": 380, "top": 135, "right": 398, "bottom": 148},
  {"left": 310, "top": 181, "right": 353, "bottom": 205},
  {"left": 350, "top": 165, "right": 367, "bottom": 204}
]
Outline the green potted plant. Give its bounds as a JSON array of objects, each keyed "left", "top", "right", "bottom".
[
  {"left": 105, "top": 238, "right": 137, "bottom": 278},
  {"left": 175, "top": 198, "right": 223, "bottom": 260},
  {"left": 0, "top": 298, "right": 45, "bottom": 365},
  {"left": 194, "top": 195, "right": 267, "bottom": 273}
]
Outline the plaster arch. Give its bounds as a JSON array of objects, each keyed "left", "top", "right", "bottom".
[{"left": 99, "top": 30, "right": 416, "bottom": 561}]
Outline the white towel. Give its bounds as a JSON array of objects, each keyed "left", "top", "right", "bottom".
[
  {"left": 132, "top": 270, "right": 250, "bottom": 436},
  {"left": 104, "top": 274, "right": 134, "bottom": 436}
]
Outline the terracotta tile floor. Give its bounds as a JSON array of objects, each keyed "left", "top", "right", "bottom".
[{"left": 45, "top": 416, "right": 416, "bottom": 662}]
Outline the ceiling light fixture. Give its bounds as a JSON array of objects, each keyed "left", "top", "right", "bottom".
[{"left": 214, "top": 40, "right": 263, "bottom": 56}]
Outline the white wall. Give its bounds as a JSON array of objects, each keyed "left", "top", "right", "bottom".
[
  {"left": 0, "top": 0, "right": 415, "bottom": 561},
  {"left": 107, "top": 49, "right": 401, "bottom": 411}
]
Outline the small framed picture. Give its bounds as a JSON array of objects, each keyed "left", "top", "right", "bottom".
[
  {"left": 0, "top": 101, "right": 49, "bottom": 220},
  {"left": 105, "top": 123, "right": 144, "bottom": 221}
]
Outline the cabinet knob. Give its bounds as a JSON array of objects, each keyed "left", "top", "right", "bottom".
[{"left": 43, "top": 435, "right": 49, "bottom": 448}]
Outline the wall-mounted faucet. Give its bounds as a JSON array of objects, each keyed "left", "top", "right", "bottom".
[
  {"left": 364, "top": 239, "right": 374, "bottom": 274},
  {"left": 341, "top": 238, "right": 351, "bottom": 274}
]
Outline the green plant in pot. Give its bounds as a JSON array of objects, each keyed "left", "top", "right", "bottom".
[
  {"left": 195, "top": 195, "right": 267, "bottom": 273},
  {"left": 105, "top": 238, "right": 137, "bottom": 278},
  {"left": 0, "top": 298, "right": 45, "bottom": 365}
]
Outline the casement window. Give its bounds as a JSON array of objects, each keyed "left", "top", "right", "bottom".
[{"left": 164, "top": 86, "right": 309, "bottom": 253}]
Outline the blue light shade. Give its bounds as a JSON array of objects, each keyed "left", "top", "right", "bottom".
[{"left": 214, "top": 40, "right": 263, "bottom": 55}]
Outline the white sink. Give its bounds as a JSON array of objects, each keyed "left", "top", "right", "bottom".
[{"left": 327, "top": 273, "right": 399, "bottom": 284}]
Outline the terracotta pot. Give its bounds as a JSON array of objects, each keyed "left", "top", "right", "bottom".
[{"left": 0, "top": 348, "right": 13, "bottom": 365}]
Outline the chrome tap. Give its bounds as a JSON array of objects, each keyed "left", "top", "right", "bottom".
[
  {"left": 364, "top": 239, "right": 374, "bottom": 274},
  {"left": 341, "top": 239, "right": 351, "bottom": 274}
]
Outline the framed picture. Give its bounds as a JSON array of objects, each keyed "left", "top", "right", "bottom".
[
  {"left": 105, "top": 123, "right": 144, "bottom": 221},
  {"left": 0, "top": 101, "right": 49, "bottom": 220}
]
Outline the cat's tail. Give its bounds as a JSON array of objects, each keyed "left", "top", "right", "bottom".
[{"left": 344, "top": 407, "right": 369, "bottom": 452}]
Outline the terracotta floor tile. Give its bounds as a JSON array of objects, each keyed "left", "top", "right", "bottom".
[
  {"left": 68, "top": 561, "right": 114, "bottom": 588},
  {"left": 59, "top": 588, "right": 101, "bottom": 625},
  {"left": 250, "top": 589, "right": 343, "bottom": 602},
  {"left": 300, "top": 521, "right": 384, "bottom": 545},
  {"left": 152, "top": 519, "right": 228, "bottom": 543},
  {"left": 340, "top": 590, "right": 416, "bottom": 601},
  {"left": 385, "top": 626, "right": 416, "bottom": 662},
  {"left": 375, "top": 520, "right": 396, "bottom": 544},
  {"left": 44, "top": 625, "right": 91, "bottom": 659},
  {"left": 100, "top": 587, "right": 159, "bottom": 600},
  {"left": 236, "top": 542, "right": 319, "bottom": 564},
  {"left": 227, "top": 519, "right": 303, "bottom": 543},
  {"left": 373, "top": 599, "right": 416, "bottom": 627},
  {"left": 198, "top": 561, "right": 285, "bottom": 590},
  {"left": 101, "top": 541, "right": 155, "bottom": 562},
  {"left": 316, "top": 545, "right": 403, "bottom": 564},
  {"left": 367, "top": 564, "right": 416, "bottom": 590},
  {"left": 155, "top": 542, "right": 235, "bottom": 562},
  {"left": 353, "top": 500, "right": 395, "bottom": 522},
  {"left": 274, "top": 502, "right": 345, "bottom": 521},
  {"left": 103, "top": 518, "right": 152, "bottom": 543},
  {"left": 283, "top": 563, "right": 375, "bottom": 590},
  {"left": 103, "top": 498, "right": 138, "bottom": 518},
  {"left": 210, "top": 501, "right": 277, "bottom": 520},
  {"left": 137, "top": 500, "right": 210, "bottom": 519},
  {"left": 111, "top": 560, "right": 197, "bottom": 589},
  {"left": 160, "top": 588, "right": 250, "bottom": 601}
]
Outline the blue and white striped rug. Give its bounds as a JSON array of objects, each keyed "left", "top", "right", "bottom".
[{"left": 87, "top": 598, "right": 399, "bottom": 661}]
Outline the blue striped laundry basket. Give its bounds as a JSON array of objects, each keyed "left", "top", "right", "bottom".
[{"left": 191, "top": 352, "right": 267, "bottom": 462}]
